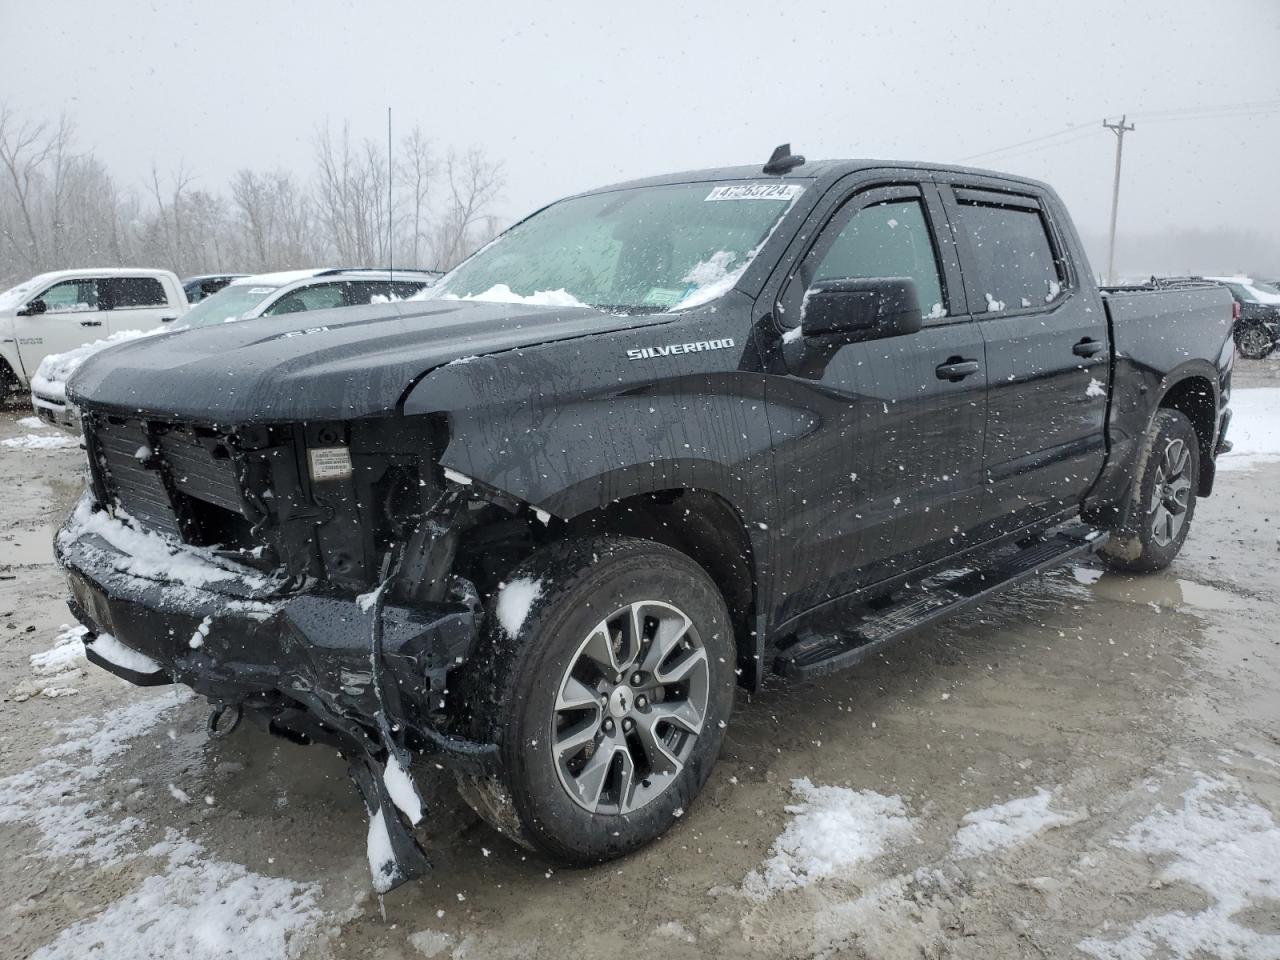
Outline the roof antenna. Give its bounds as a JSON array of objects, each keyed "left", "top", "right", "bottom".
[
  {"left": 763, "top": 143, "right": 805, "bottom": 175},
  {"left": 387, "top": 107, "right": 394, "bottom": 299}
]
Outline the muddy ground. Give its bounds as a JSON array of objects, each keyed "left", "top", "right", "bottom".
[{"left": 1, "top": 361, "right": 1278, "bottom": 959}]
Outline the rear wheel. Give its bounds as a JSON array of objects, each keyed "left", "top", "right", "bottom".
[
  {"left": 455, "top": 536, "right": 736, "bottom": 863},
  {"left": 0, "top": 360, "right": 17, "bottom": 402},
  {"left": 1101, "top": 409, "right": 1200, "bottom": 573},
  {"left": 1236, "top": 324, "right": 1275, "bottom": 360}
]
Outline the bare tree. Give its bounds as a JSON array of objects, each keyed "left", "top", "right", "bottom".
[
  {"left": 0, "top": 104, "right": 71, "bottom": 271},
  {"left": 399, "top": 126, "right": 435, "bottom": 269},
  {"left": 432, "top": 148, "right": 504, "bottom": 271}
]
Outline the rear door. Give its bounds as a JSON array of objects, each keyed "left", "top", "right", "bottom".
[
  {"left": 939, "top": 182, "right": 1108, "bottom": 533},
  {"left": 13, "top": 277, "right": 105, "bottom": 377},
  {"left": 765, "top": 180, "right": 988, "bottom": 619},
  {"left": 101, "top": 276, "right": 175, "bottom": 334}
]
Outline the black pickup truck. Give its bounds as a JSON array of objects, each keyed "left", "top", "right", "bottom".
[{"left": 57, "top": 147, "right": 1236, "bottom": 891}]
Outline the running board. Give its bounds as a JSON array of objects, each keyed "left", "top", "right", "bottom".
[{"left": 774, "top": 524, "right": 1109, "bottom": 681}]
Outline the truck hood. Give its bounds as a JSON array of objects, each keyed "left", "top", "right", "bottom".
[{"left": 68, "top": 299, "right": 671, "bottom": 423}]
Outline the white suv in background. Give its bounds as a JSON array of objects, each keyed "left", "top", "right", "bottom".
[
  {"left": 1, "top": 268, "right": 188, "bottom": 399},
  {"left": 177, "top": 268, "right": 440, "bottom": 328}
]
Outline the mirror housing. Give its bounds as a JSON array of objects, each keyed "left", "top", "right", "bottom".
[
  {"left": 17, "top": 298, "right": 47, "bottom": 317},
  {"left": 800, "top": 277, "right": 923, "bottom": 342}
]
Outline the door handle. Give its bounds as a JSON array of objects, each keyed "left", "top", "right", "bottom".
[
  {"left": 935, "top": 358, "right": 980, "bottom": 381},
  {"left": 1073, "top": 338, "right": 1105, "bottom": 358},
  {"left": 160, "top": 316, "right": 177, "bottom": 323},
  {"left": 79, "top": 320, "right": 103, "bottom": 327}
]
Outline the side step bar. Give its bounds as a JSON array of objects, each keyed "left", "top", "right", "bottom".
[{"left": 774, "top": 524, "right": 1109, "bottom": 681}]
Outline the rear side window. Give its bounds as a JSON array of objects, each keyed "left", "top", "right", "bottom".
[
  {"left": 101, "top": 276, "right": 167, "bottom": 309},
  {"left": 954, "top": 201, "right": 1063, "bottom": 313},
  {"left": 262, "top": 282, "right": 346, "bottom": 316},
  {"left": 809, "top": 199, "right": 946, "bottom": 321}
]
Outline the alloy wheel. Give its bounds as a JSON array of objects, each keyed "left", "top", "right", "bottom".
[
  {"left": 1148, "top": 437, "right": 1193, "bottom": 547},
  {"left": 552, "top": 601, "right": 709, "bottom": 815}
]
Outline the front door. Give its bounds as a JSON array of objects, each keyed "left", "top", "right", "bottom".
[
  {"left": 764, "top": 183, "right": 988, "bottom": 622},
  {"left": 939, "top": 184, "right": 1109, "bottom": 533},
  {"left": 12, "top": 277, "right": 105, "bottom": 378}
]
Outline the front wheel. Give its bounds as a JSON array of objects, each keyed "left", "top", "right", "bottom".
[
  {"left": 455, "top": 536, "right": 736, "bottom": 863},
  {"left": 1100, "top": 408, "right": 1200, "bottom": 573},
  {"left": 1236, "top": 324, "right": 1275, "bottom": 360}
]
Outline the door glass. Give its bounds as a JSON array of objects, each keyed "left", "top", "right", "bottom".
[
  {"left": 100, "top": 276, "right": 167, "bottom": 309},
  {"left": 811, "top": 200, "right": 946, "bottom": 320},
  {"left": 37, "top": 279, "right": 98, "bottom": 313},
  {"left": 954, "top": 202, "right": 1063, "bottom": 312},
  {"left": 262, "top": 283, "right": 346, "bottom": 315}
]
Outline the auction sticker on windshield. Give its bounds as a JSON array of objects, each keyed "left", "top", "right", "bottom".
[{"left": 704, "top": 184, "right": 804, "bottom": 202}]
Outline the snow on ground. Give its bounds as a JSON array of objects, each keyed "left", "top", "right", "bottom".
[
  {"left": 951, "top": 787, "right": 1082, "bottom": 856},
  {"left": 31, "top": 830, "right": 325, "bottom": 960},
  {"left": 496, "top": 577, "right": 543, "bottom": 637},
  {"left": 2, "top": 433, "right": 79, "bottom": 450},
  {"left": 29, "top": 624, "right": 88, "bottom": 676},
  {"left": 741, "top": 778, "right": 916, "bottom": 900},
  {"left": 1078, "top": 775, "right": 1280, "bottom": 959},
  {"left": 0, "top": 689, "right": 192, "bottom": 863},
  {"left": 16, "top": 416, "right": 44, "bottom": 429},
  {"left": 407, "top": 929, "right": 456, "bottom": 957},
  {"left": 1218, "top": 387, "right": 1280, "bottom": 472}
]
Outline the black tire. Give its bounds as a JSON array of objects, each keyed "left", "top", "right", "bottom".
[
  {"left": 1100, "top": 409, "right": 1200, "bottom": 573},
  {"left": 455, "top": 535, "right": 736, "bottom": 863},
  {"left": 0, "top": 360, "right": 17, "bottom": 400},
  {"left": 1235, "top": 324, "right": 1275, "bottom": 360}
]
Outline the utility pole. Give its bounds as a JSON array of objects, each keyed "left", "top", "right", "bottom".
[{"left": 1103, "top": 115, "right": 1134, "bottom": 285}]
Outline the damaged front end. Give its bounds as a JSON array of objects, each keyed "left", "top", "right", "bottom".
[{"left": 57, "top": 408, "right": 499, "bottom": 892}]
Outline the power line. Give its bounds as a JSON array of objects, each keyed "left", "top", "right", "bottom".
[{"left": 959, "top": 121, "right": 1097, "bottom": 162}]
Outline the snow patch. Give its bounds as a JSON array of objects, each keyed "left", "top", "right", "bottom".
[
  {"left": 0, "top": 689, "right": 192, "bottom": 864},
  {"left": 1078, "top": 775, "right": 1280, "bottom": 960},
  {"left": 30, "top": 624, "right": 88, "bottom": 675},
  {"left": 2, "top": 433, "right": 79, "bottom": 450},
  {"left": 457, "top": 283, "right": 587, "bottom": 308},
  {"left": 1086, "top": 377, "right": 1106, "bottom": 398},
  {"left": 984, "top": 293, "right": 1006, "bottom": 312},
  {"left": 17, "top": 416, "right": 44, "bottom": 428},
  {"left": 496, "top": 577, "right": 543, "bottom": 637},
  {"left": 89, "top": 633, "right": 164, "bottom": 676},
  {"left": 367, "top": 808, "right": 399, "bottom": 894},
  {"left": 742, "top": 778, "right": 916, "bottom": 900},
  {"left": 31, "top": 830, "right": 325, "bottom": 960},
  {"left": 408, "top": 929, "right": 455, "bottom": 957},
  {"left": 31, "top": 327, "right": 159, "bottom": 402},
  {"left": 952, "top": 787, "right": 1081, "bottom": 857},
  {"left": 384, "top": 753, "right": 424, "bottom": 826},
  {"left": 1217, "top": 387, "right": 1280, "bottom": 472}
]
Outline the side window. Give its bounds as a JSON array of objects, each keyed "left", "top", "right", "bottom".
[
  {"left": 100, "top": 276, "right": 167, "bottom": 309},
  {"left": 37, "top": 279, "right": 98, "bottom": 313},
  {"left": 263, "top": 282, "right": 346, "bottom": 316},
  {"left": 801, "top": 199, "right": 946, "bottom": 322},
  {"left": 953, "top": 201, "right": 1063, "bottom": 313}
]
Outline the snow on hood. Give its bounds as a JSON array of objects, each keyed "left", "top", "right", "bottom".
[
  {"left": 0, "top": 274, "right": 55, "bottom": 312},
  {"left": 450, "top": 284, "right": 588, "bottom": 308},
  {"left": 31, "top": 328, "right": 164, "bottom": 402}
]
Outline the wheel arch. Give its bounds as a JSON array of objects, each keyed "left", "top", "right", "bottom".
[{"left": 1157, "top": 372, "right": 1217, "bottom": 496}]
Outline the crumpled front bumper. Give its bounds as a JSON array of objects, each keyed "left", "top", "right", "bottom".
[
  {"left": 56, "top": 501, "right": 485, "bottom": 765},
  {"left": 57, "top": 495, "right": 497, "bottom": 891}
]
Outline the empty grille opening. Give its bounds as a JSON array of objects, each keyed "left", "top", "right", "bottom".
[{"left": 181, "top": 496, "right": 259, "bottom": 551}]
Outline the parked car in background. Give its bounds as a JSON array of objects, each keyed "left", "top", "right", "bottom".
[
  {"left": 1, "top": 268, "right": 188, "bottom": 406},
  {"left": 182, "top": 274, "right": 247, "bottom": 303},
  {"left": 178, "top": 268, "right": 440, "bottom": 329},
  {"left": 1205, "top": 276, "right": 1280, "bottom": 359},
  {"left": 28, "top": 267, "right": 441, "bottom": 430}
]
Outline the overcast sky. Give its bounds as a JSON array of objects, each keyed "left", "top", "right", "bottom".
[{"left": 3, "top": 0, "right": 1279, "bottom": 273}]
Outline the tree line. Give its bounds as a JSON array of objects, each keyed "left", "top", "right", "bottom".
[{"left": 0, "top": 103, "right": 505, "bottom": 288}]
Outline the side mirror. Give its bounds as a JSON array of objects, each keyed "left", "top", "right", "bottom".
[
  {"left": 800, "top": 277, "right": 923, "bottom": 342},
  {"left": 18, "top": 298, "right": 47, "bottom": 317}
]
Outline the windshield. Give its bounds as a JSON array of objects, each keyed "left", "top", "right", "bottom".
[
  {"left": 425, "top": 181, "right": 805, "bottom": 313},
  {"left": 180, "top": 283, "right": 280, "bottom": 328}
]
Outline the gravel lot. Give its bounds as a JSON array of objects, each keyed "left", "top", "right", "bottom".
[{"left": 2, "top": 361, "right": 1278, "bottom": 960}]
